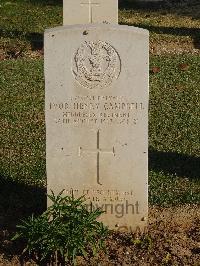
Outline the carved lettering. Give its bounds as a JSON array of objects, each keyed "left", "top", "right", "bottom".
[{"left": 48, "top": 96, "right": 145, "bottom": 126}]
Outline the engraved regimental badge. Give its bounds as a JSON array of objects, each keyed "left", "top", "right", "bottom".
[{"left": 72, "top": 41, "right": 121, "bottom": 89}]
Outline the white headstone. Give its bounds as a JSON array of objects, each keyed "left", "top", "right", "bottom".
[
  {"left": 45, "top": 24, "right": 149, "bottom": 232},
  {"left": 63, "top": 0, "right": 118, "bottom": 25}
]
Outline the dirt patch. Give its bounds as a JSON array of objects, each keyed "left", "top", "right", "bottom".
[
  {"left": 0, "top": 48, "right": 43, "bottom": 61},
  {"left": 150, "top": 40, "right": 200, "bottom": 55},
  {"left": 0, "top": 205, "right": 199, "bottom": 265}
]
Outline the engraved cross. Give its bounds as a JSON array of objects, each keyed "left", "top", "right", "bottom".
[
  {"left": 79, "top": 130, "right": 115, "bottom": 185},
  {"left": 80, "top": 0, "right": 100, "bottom": 23}
]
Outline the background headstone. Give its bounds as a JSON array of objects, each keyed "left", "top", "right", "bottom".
[
  {"left": 45, "top": 24, "right": 149, "bottom": 232},
  {"left": 63, "top": 0, "right": 118, "bottom": 25}
]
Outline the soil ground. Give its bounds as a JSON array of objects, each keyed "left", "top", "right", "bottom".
[{"left": 0, "top": 205, "right": 199, "bottom": 265}]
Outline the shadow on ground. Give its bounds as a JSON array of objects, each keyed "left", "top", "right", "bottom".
[
  {"left": 0, "top": 175, "right": 46, "bottom": 262},
  {"left": 0, "top": 175, "right": 46, "bottom": 229},
  {"left": 149, "top": 148, "right": 200, "bottom": 180},
  {"left": 0, "top": 29, "right": 43, "bottom": 51},
  {"left": 121, "top": 23, "right": 200, "bottom": 50},
  {"left": 119, "top": 0, "right": 200, "bottom": 19}
]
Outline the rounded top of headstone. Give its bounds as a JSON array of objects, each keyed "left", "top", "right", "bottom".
[{"left": 45, "top": 24, "right": 149, "bottom": 37}]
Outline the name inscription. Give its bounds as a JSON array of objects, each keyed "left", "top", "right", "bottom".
[{"left": 49, "top": 95, "right": 145, "bottom": 126}]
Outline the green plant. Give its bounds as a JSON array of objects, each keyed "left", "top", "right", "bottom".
[
  {"left": 162, "top": 252, "right": 172, "bottom": 265},
  {"left": 12, "top": 190, "right": 108, "bottom": 265},
  {"left": 132, "top": 235, "right": 153, "bottom": 250}
]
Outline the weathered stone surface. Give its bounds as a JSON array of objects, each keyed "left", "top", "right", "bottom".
[
  {"left": 63, "top": 0, "right": 118, "bottom": 25},
  {"left": 45, "top": 24, "right": 149, "bottom": 232}
]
